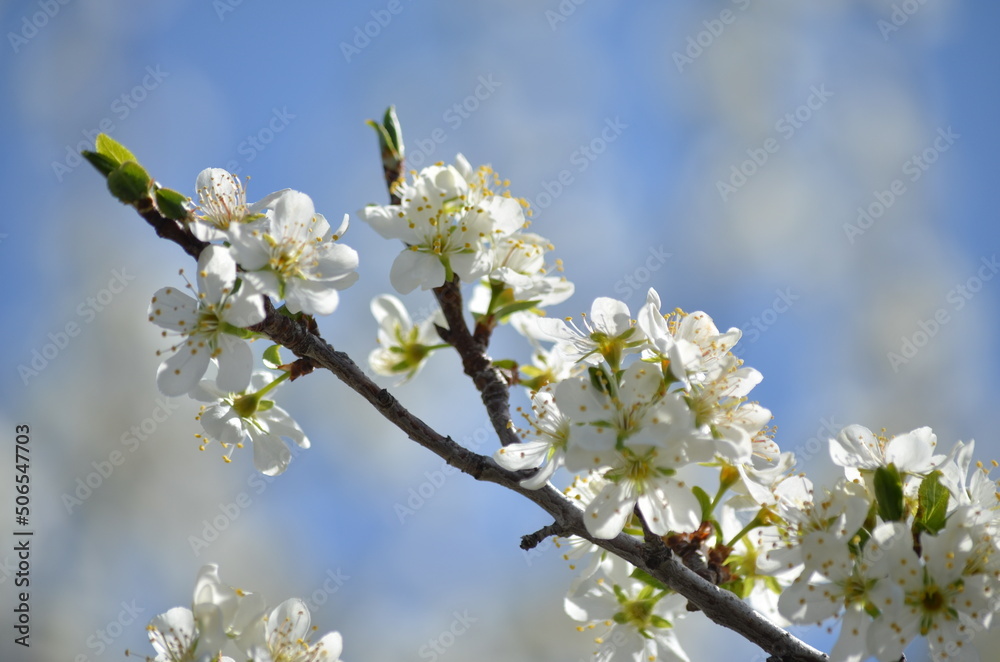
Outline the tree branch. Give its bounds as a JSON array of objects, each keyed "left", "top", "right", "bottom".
[
  {"left": 248, "top": 250, "right": 827, "bottom": 662},
  {"left": 135, "top": 196, "right": 207, "bottom": 261},
  {"left": 126, "top": 190, "right": 829, "bottom": 662},
  {"left": 432, "top": 278, "right": 520, "bottom": 448}
]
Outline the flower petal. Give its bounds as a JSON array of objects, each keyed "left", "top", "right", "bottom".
[
  {"left": 148, "top": 287, "right": 198, "bottom": 332},
  {"left": 390, "top": 250, "right": 444, "bottom": 294},
  {"left": 196, "top": 245, "right": 238, "bottom": 303},
  {"left": 215, "top": 335, "right": 253, "bottom": 394},
  {"left": 157, "top": 341, "right": 212, "bottom": 396}
]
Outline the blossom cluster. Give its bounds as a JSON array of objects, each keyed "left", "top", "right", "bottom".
[
  {"left": 490, "top": 290, "right": 776, "bottom": 662},
  {"left": 480, "top": 284, "right": 1000, "bottom": 661},
  {"left": 143, "top": 563, "right": 343, "bottom": 662},
  {"left": 358, "top": 154, "right": 572, "bottom": 380},
  {"left": 356, "top": 155, "right": 778, "bottom": 661},
  {"left": 762, "top": 426, "right": 1000, "bottom": 662},
  {"left": 356, "top": 154, "right": 565, "bottom": 297},
  {"left": 90, "top": 130, "right": 1000, "bottom": 662},
  {"left": 148, "top": 168, "right": 358, "bottom": 474},
  {"left": 497, "top": 289, "right": 774, "bottom": 540}
]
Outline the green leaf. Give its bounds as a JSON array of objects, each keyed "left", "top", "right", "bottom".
[
  {"left": 915, "top": 470, "right": 950, "bottom": 535},
  {"left": 262, "top": 345, "right": 283, "bottom": 370},
  {"left": 691, "top": 485, "right": 713, "bottom": 521},
  {"left": 107, "top": 162, "right": 151, "bottom": 204},
  {"left": 587, "top": 366, "right": 611, "bottom": 394},
  {"left": 367, "top": 105, "right": 405, "bottom": 162},
  {"left": 873, "top": 463, "right": 905, "bottom": 522},
  {"left": 649, "top": 615, "right": 673, "bottom": 629},
  {"left": 629, "top": 568, "right": 669, "bottom": 591},
  {"left": 154, "top": 188, "right": 191, "bottom": 220},
  {"left": 276, "top": 304, "right": 302, "bottom": 321},
  {"left": 492, "top": 358, "right": 518, "bottom": 370},
  {"left": 95, "top": 133, "right": 139, "bottom": 166},
  {"left": 81, "top": 150, "right": 118, "bottom": 178},
  {"left": 723, "top": 576, "right": 753, "bottom": 599},
  {"left": 380, "top": 105, "right": 404, "bottom": 158},
  {"left": 220, "top": 322, "right": 257, "bottom": 339}
]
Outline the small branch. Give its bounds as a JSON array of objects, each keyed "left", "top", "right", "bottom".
[
  {"left": 521, "top": 522, "right": 570, "bottom": 550},
  {"left": 135, "top": 196, "right": 207, "bottom": 261},
  {"left": 432, "top": 277, "right": 520, "bottom": 447}
]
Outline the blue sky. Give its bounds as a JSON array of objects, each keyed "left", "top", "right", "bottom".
[{"left": 2, "top": 2, "right": 1000, "bottom": 661}]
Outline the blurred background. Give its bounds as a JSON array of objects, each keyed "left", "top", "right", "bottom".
[{"left": 1, "top": 1, "right": 998, "bottom": 661}]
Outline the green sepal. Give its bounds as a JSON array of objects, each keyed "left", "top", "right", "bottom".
[
  {"left": 367, "top": 105, "right": 405, "bottom": 162},
  {"left": 691, "top": 485, "right": 713, "bottom": 520},
  {"left": 107, "top": 162, "right": 152, "bottom": 204},
  {"left": 915, "top": 470, "right": 949, "bottom": 536},
  {"left": 492, "top": 359, "right": 518, "bottom": 371},
  {"left": 95, "top": 133, "right": 139, "bottom": 166},
  {"left": 649, "top": 615, "right": 673, "bottom": 629},
  {"left": 219, "top": 321, "right": 257, "bottom": 339},
  {"left": 629, "top": 568, "right": 669, "bottom": 591},
  {"left": 262, "top": 345, "right": 283, "bottom": 370},
  {"left": 276, "top": 304, "right": 303, "bottom": 321},
  {"left": 81, "top": 150, "right": 118, "bottom": 178},
  {"left": 874, "top": 463, "right": 905, "bottom": 522},
  {"left": 257, "top": 399, "right": 275, "bottom": 413},
  {"left": 154, "top": 188, "right": 191, "bottom": 220},
  {"left": 587, "top": 366, "right": 612, "bottom": 394},
  {"left": 850, "top": 513, "right": 873, "bottom": 557},
  {"left": 492, "top": 299, "right": 542, "bottom": 321},
  {"left": 762, "top": 575, "right": 782, "bottom": 594},
  {"left": 722, "top": 575, "right": 753, "bottom": 599}
]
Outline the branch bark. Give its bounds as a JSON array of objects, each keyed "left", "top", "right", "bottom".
[
  {"left": 432, "top": 278, "right": 520, "bottom": 448},
  {"left": 247, "top": 305, "right": 827, "bottom": 661},
  {"left": 126, "top": 189, "right": 829, "bottom": 662}
]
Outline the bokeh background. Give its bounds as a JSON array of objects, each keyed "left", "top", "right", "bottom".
[{"left": 2, "top": 1, "right": 999, "bottom": 661}]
